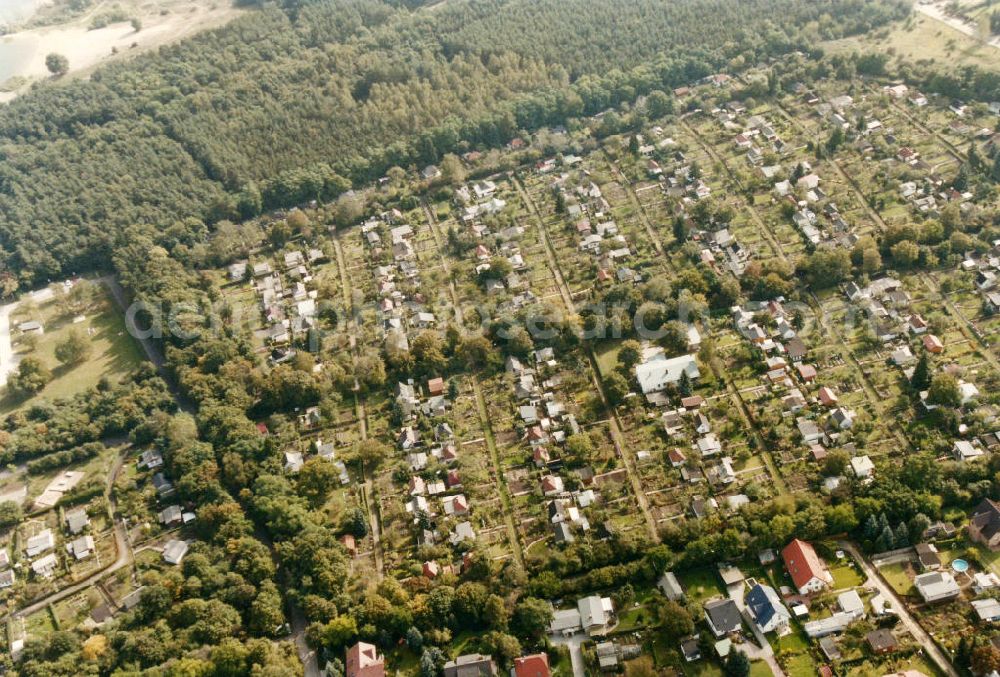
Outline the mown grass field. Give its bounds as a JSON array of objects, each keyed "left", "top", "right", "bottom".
[{"left": 1, "top": 281, "right": 143, "bottom": 415}]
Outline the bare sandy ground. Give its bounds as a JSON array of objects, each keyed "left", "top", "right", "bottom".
[
  {"left": 915, "top": 0, "right": 1000, "bottom": 50},
  {"left": 0, "top": 286, "right": 55, "bottom": 386},
  {"left": 0, "top": 0, "right": 243, "bottom": 102}
]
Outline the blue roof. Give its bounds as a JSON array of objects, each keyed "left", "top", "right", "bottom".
[{"left": 746, "top": 583, "right": 788, "bottom": 628}]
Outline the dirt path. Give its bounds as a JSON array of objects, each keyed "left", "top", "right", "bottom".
[
  {"left": 3, "top": 440, "right": 132, "bottom": 623},
  {"left": 420, "top": 199, "right": 526, "bottom": 569},
  {"left": 512, "top": 175, "right": 660, "bottom": 542},
  {"left": 330, "top": 230, "right": 385, "bottom": 579}
]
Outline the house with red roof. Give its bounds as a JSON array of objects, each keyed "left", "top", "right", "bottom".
[
  {"left": 339, "top": 534, "right": 357, "bottom": 557},
  {"left": 427, "top": 377, "right": 445, "bottom": 396},
  {"left": 668, "top": 449, "right": 686, "bottom": 468},
  {"left": 513, "top": 653, "right": 551, "bottom": 677},
  {"left": 681, "top": 395, "right": 705, "bottom": 410},
  {"left": 541, "top": 475, "right": 564, "bottom": 496},
  {"left": 533, "top": 446, "right": 551, "bottom": 468},
  {"left": 796, "top": 364, "right": 817, "bottom": 383},
  {"left": 818, "top": 386, "right": 838, "bottom": 407},
  {"left": 423, "top": 561, "right": 440, "bottom": 579},
  {"left": 782, "top": 538, "right": 832, "bottom": 595},
  {"left": 922, "top": 334, "right": 944, "bottom": 354},
  {"left": 346, "top": 641, "right": 385, "bottom": 677}
]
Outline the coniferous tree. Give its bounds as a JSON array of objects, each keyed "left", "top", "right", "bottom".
[{"left": 911, "top": 354, "right": 931, "bottom": 391}]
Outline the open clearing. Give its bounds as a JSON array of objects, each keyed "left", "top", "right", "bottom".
[
  {"left": 822, "top": 5, "right": 1000, "bottom": 73},
  {"left": 0, "top": 279, "right": 143, "bottom": 415},
  {"left": 0, "top": 0, "right": 244, "bottom": 101}
]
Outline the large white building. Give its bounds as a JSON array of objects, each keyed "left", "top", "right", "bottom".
[{"left": 635, "top": 351, "right": 700, "bottom": 395}]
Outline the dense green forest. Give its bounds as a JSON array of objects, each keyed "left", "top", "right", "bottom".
[{"left": 0, "top": 0, "right": 908, "bottom": 284}]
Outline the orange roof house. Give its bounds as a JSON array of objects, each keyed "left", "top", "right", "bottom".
[
  {"left": 346, "top": 641, "right": 385, "bottom": 677},
  {"left": 796, "top": 364, "right": 817, "bottom": 382},
  {"left": 922, "top": 334, "right": 944, "bottom": 354},
  {"left": 782, "top": 538, "right": 832, "bottom": 595},
  {"left": 514, "top": 653, "right": 551, "bottom": 677},
  {"left": 681, "top": 395, "right": 705, "bottom": 410},
  {"left": 427, "top": 377, "right": 445, "bottom": 396},
  {"left": 339, "top": 534, "right": 357, "bottom": 556},
  {"left": 818, "top": 386, "right": 838, "bottom": 407}
]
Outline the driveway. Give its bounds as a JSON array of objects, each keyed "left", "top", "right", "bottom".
[
  {"left": 727, "top": 583, "right": 786, "bottom": 676},
  {"left": 548, "top": 633, "right": 586, "bottom": 677},
  {"left": 839, "top": 541, "right": 959, "bottom": 677}
]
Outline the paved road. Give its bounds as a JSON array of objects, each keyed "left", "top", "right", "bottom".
[
  {"left": 839, "top": 541, "right": 959, "bottom": 677},
  {"left": 289, "top": 603, "right": 320, "bottom": 677}
]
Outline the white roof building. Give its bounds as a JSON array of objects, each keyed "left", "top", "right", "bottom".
[
  {"left": 914, "top": 571, "right": 960, "bottom": 603},
  {"left": 31, "top": 553, "right": 59, "bottom": 578},
  {"left": 635, "top": 352, "right": 700, "bottom": 395},
  {"left": 577, "top": 595, "right": 615, "bottom": 636},
  {"left": 25, "top": 529, "right": 55, "bottom": 558},
  {"left": 163, "top": 539, "right": 189, "bottom": 565},
  {"left": 838, "top": 590, "right": 865, "bottom": 618},
  {"left": 851, "top": 455, "right": 875, "bottom": 479}
]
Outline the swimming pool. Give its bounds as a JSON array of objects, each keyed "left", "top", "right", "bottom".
[{"left": 952, "top": 558, "right": 969, "bottom": 573}]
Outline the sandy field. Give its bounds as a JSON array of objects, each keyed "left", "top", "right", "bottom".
[
  {"left": 915, "top": 0, "right": 1000, "bottom": 49},
  {"left": 0, "top": 0, "right": 243, "bottom": 102}
]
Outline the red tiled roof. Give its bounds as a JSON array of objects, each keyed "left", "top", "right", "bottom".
[
  {"left": 818, "top": 387, "right": 838, "bottom": 406},
  {"left": 681, "top": 395, "right": 704, "bottom": 409},
  {"left": 514, "top": 653, "right": 551, "bottom": 677},
  {"left": 346, "top": 642, "right": 385, "bottom": 677},
  {"left": 782, "top": 538, "right": 827, "bottom": 591},
  {"left": 923, "top": 334, "right": 943, "bottom": 352}
]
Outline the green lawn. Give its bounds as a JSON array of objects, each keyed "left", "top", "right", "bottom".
[
  {"left": 677, "top": 567, "right": 726, "bottom": 605},
  {"left": 878, "top": 562, "right": 915, "bottom": 596},
  {"left": 594, "top": 341, "right": 622, "bottom": 377},
  {"left": 773, "top": 627, "right": 810, "bottom": 654},
  {"left": 823, "top": 10, "right": 1000, "bottom": 73},
  {"left": 784, "top": 653, "right": 817, "bottom": 676},
  {"left": 828, "top": 561, "right": 865, "bottom": 590},
  {"left": 683, "top": 659, "right": 724, "bottom": 677}
]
